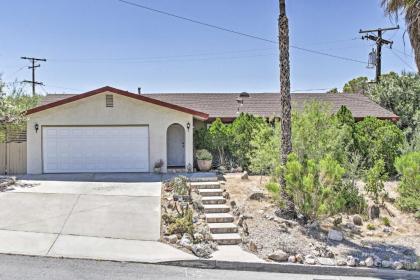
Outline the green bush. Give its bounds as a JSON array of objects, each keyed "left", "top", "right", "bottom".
[
  {"left": 168, "top": 176, "right": 190, "bottom": 196},
  {"left": 292, "top": 102, "right": 353, "bottom": 165},
  {"left": 196, "top": 149, "right": 213, "bottom": 161},
  {"left": 230, "top": 113, "right": 266, "bottom": 169},
  {"left": 382, "top": 217, "right": 391, "bottom": 227},
  {"left": 364, "top": 160, "right": 388, "bottom": 204},
  {"left": 248, "top": 121, "right": 280, "bottom": 175},
  {"left": 355, "top": 117, "right": 404, "bottom": 174},
  {"left": 394, "top": 151, "right": 420, "bottom": 212}
]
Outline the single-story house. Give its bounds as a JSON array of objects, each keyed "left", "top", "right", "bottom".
[{"left": 26, "top": 86, "right": 398, "bottom": 174}]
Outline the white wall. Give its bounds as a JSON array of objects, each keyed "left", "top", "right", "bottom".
[{"left": 27, "top": 92, "right": 194, "bottom": 174}]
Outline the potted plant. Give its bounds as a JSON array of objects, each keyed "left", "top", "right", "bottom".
[
  {"left": 154, "top": 159, "right": 164, "bottom": 173},
  {"left": 196, "top": 149, "right": 213, "bottom": 171},
  {"left": 172, "top": 176, "right": 191, "bottom": 202}
]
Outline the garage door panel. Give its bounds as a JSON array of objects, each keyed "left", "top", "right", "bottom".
[{"left": 43, "top": 126, "right": 149, "bottom": 173}]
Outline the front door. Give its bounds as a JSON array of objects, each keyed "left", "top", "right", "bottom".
[{"left": 167, "top": 124, "right": 185, "bottom": 167}]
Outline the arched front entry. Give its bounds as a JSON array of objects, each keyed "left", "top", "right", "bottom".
[{"left": 167, "top": 123, "right": 186, "bottom": 167}]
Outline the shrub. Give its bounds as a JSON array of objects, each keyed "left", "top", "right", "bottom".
[
  {"left": 230, "top": 113, "right": 266, "bottom": 169},
  {"left": 364, "top": 160, "right": 388, "bottom": 204},
  {"left": 284, "top": 153, "right": 348, "bottom": 219},
  {"left": 292, "top": 102, "right": 353, "bottom": 165},
  {"left": 382, "top": 217, "right": 391, "bottom": 227},
  {"left": 196, "top": 149, "right": 213, "bottom": 161},
  {"left": 193, "top": 127, "right": 213, "bottom": 152},
  {"left": 367, "top": 223, "right": 376, "bottom": 230},
  {"left": 167, "top": 209, "right": 193, "bottom": 236},
  {"left": 394, "top": 151, "right": 420, "bottom": 212},
  {"left": 208, "top": 118, "right": 231, "bottom": 166},
  {"left": 354, "top": 116, "right": 404, "bottom": 174},
  {"left": 154, "top": 159, "right": 164, "bottom": 168},
  {"left": 248, "top": 121, "right": 280, "bottom": 175},
  {"left": 169, "top": 176, "right": 190, "bottom": 196}
]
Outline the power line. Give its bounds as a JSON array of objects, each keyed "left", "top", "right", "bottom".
[
  {"left": 391, "top": 49, "right": 416, "bottom": 71},
  {"left": 21, "top": 56, "right": 47, "bottom": 96},
  {"left": 117, "top": 0, "right": 366, "bottom": 65}
]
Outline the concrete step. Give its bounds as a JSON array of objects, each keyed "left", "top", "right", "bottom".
[
  {"left": 211, "top": 233, "right": 242, "bottom": 245},
  {"left": 201, "top": 196, "right": 226, "bottom": 205},
  {"left": 208, "top": 223, "right": 238, "bottom": 234},
  {"left": 198, "top": 188, "right": 222, "bottom": 197},
  {"left": 190, "top": 181, "right": 220, "bottom": 189},
  {"left": 203, "top": 204, "right": 230, "bottom": 213},
  {"left": 205, "top": 213, "right": 234, "bottom": 223}
]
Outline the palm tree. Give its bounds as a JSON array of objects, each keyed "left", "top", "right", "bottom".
[
  {"left": 381, "top": 0, "right": 420, "bottom": 72},
  {"left": 278, "top": 0, "right": 294, "bottom": 216}
]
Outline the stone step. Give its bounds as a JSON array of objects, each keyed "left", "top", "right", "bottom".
[
  {"left": 208, "top": 223, "right": 238, "bottom": 234},
  {"left": 211, "top": 233, "right": 242, "bottom": 245},
  {"left": 203, "top": 204, "right": 230, "bottom": 213},
  {"left": 190, "top": 181, "right": 220, "bottom": 189},
  {"left": 198, "top": 188, "right": 222, "bottom": 197},
  {"left": 201, "top": 196, "right": 226, "bottom": 205},
  {"left": 205, "top": 213, "right": 234, "bottom": 223}
]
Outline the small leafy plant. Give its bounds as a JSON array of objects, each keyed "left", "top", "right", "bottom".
[
  {"left": 154, "top": 159, "right": 164, "bottom": 169},
  {"left": 394, "top": 151, "right": 420, "bottom": 212},
  {"left": 196, "top": 149, "right": 213, "bottom": 161},
  {"left": 171, "top": 176, "right": 190, "bottom": 196},
  {"left": 382, "top": 217, "right": 391, "bottom": 227},
  {"left": 367, "top": 223, "right": 376, "bottom": 230},
  {"left": 167, "top": 209, "right": 193, "bottom": 236}
]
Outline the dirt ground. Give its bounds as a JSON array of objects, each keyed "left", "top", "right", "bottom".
[{"left": 223, "top": 173, "right": 420, "bottom": 264}]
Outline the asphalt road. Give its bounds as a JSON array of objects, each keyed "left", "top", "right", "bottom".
[{"left": 0, "top": 254, "right": 396, "bottom": 280}]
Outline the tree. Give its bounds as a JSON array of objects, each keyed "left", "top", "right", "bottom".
[
  {"left": 381, "top": 0, "right": 420, "bottom": 72},
  {"left": 278, "top": 0, "right": 293, "bottom": 211},
  {"left": 343, "top": 76, "right": 369, "bottom": 93},
  {"left": 207, "top": 118, "right": 231, "bottom": 166}
]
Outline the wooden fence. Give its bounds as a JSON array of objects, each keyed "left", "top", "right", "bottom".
[{"left": 0, "top": 142, "right": 27, "bottom": 175}]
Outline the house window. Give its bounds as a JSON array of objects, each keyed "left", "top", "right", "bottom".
[{"left": 106, "top": 95, "right": 113, "bottom": 107}]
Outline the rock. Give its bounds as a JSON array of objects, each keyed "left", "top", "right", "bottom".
[
  {"left": 249, "top": 241, "right": 258, "bottom": 253},
  {"left": 230, "top": 200, "right": 237, "bottom": 208},
  {"left": 381, "top": 260, "right": 391, "bottom": 268},
  {"left": 304, "top": 255, "right": 316, "bottom": 265},
  {"left": 193, "top": 233, "right": 204, "bottom": 242},
  {"left": 295, "top": 254, "right": 304, "bottom": 263},
  {"left": 249, "top": 190, "right": 265, "bottom": 201},
  {"left": 346, "top": 256, "right": 359, "bottom": 267},
  {"left": 318, "top": 257, "right": 335, "bottom": 266},
  {"left": 353, "top": 215, "right": 363, "bottom": 226},
  {"left": 336, "top": 259, "right": 347, "bottom": 266},
  {"left": 359, "top": 261, "right": 366, "bottom": 266},
  {"left": 333, "top": 215, "right": 342, "bottom": 226},
  {"left": 383, "top": 227, "right": 393, "bottom": 233},
  {"left": 268, "top": 250, "right": 289, "bottom": 262},
  {"left": 328, "top": 230, "right": 343, "bottom": 241},
  {"left": 192, "top": 200, "right": 204, "bottom": 211},
  {"left": 241, "top": 171, "right": 249, "bottom": 180},
  {"left": 288, "top": 255, "right": 296, "bottom": 263},
  {"left": 222, "top": 192, "right": 230, "bottom": 199},
  {"left": 242, "top": 220, "right": 249, "bottom": 236},
  {"left": 368, "top": 204, "right": 380, "bottom": 220},
  {"left": 392, "top": 261, "right": 404, "bottom": 270},
  {"left": 179, "top": 233, "right": 193, "bottom": 250},
  {"left": 296, "top": 214, "right": 307, "bottom": 225},
  {"left": 238, "top": 215, "right": 244, "bottom": 227},
  {"left": 365, "top": 257, "right": 374, "bottom": 267},
  {"left": 164, "top": 234, "right": 178, "bottom": 244},
  {"left": 192, "top": 243, "right": 213, "bottom": 258},
  {"left": 307, "top": 221, "right": 320, "bottom": 231}
]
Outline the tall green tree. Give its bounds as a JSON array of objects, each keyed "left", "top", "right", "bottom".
[
  {"left": 343, "top": 76, "right": 369, "bottom": 93},
  {"left": 381, "top": 0, "right": 420, "bottom": 72}
]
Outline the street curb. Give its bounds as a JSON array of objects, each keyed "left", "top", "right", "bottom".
[{"left": 159, "top": 259, "right": 420, "bottom": 279}]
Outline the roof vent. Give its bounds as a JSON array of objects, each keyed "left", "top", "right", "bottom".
[
  {"left": 239, "top": 92, "right": 249, "bottom": 98},
  {"left": 106, "top": 94, "right": 114, "bottom": 107}
]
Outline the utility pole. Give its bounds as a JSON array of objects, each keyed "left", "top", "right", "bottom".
[
  {"left": 21, "top": 56, "right": 47, "bottom": 96},
  {"left": 359, "top": 26, "right": 399, "bottom": 82}
]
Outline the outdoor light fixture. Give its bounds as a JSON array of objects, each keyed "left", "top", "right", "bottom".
[
  {"left": 186, "top": 122, "right": 191, "bottom": 131},
  {"left": 34, "top": 123, "right": 39, "bottom": 133}
]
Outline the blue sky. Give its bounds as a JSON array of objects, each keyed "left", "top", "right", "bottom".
[{"left": 0, "top": 0, "right": 416, "bottom": 94}]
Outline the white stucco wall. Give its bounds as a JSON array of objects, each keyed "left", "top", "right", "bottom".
[{"left": 27, "top": 92, "right": 194, "bottom": 174}]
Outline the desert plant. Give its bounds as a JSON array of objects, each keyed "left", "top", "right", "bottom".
[
  {"left": 367, "top": 223, "right": 376, "bottom": 230},
  {"left": 169, "top": 176, "right": 190, "bottom": 196},
  {"left": 394, "top": 151, "right": 420, "bottom": 212},
  {"left": 167, "top": 209, "right": 193, "bottom": 236},
  {"left": 382, "top": 217, "right": 391, "bottom": 227},
  {"left": 196, "top": 149, "right": 213, "bottom": 161},
  {"left": 364, "top": 160, "right": 388, "bottom": 204}
]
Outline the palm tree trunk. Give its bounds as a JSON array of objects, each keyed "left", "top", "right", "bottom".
[
  {"left": 406, "top": 4, "right": 420, "bottom": 72},
  {"left": 278, "top": 0, "right": 294, "bottom": 215}
]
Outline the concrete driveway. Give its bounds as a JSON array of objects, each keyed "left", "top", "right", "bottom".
[{"left": 0, "top": 173, "right": 195, "bottom": 262}]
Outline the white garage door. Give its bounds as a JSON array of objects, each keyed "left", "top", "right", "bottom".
[{"left": 42, "top": 126, "right": 149, "bottom": 173}]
